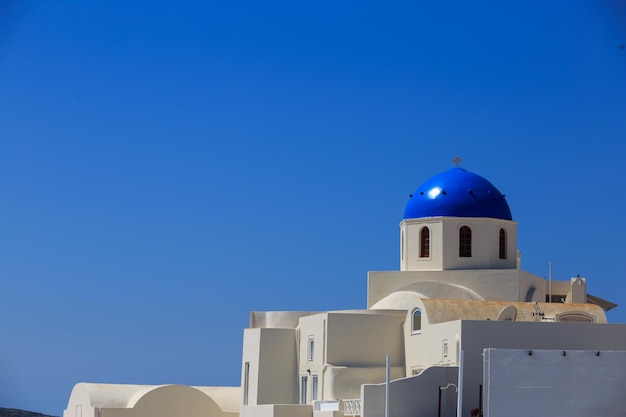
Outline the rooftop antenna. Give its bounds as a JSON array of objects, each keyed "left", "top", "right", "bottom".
[
  {"left": 549, "top": 262, "right": 552, "bottom": 303},
  {"left": 533, "top": 302, "right": 545, "bottom": 321},
  {"left": 452, "top": 155, "right": 462, "bottom": 167}
]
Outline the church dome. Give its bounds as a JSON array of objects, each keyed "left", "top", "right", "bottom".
[{"left": 404, "top": 167, "right": 512, "bottom": 220}]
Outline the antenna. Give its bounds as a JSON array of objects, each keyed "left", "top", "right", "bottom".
[
  {"left": 533, "top": 302, "right": 545, "bottom": 321},
  {"left": 548, "top": 262, "right": 552, "bottom": 303}
]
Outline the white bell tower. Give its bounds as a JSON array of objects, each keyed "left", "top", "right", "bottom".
[
  {"left": 400, "top": 159, "right": 518, "bottom": 271},
  {"left": 400, "top": 216, "right": 517, "bottom": 271}
]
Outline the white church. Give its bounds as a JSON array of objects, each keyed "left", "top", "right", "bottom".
[{"left": 64, "top": 162, "right": 626, "bottom": 417}]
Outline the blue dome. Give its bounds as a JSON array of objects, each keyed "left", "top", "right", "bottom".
[{"left": 404, "top": 167, "right": 512, "bottom": 220}]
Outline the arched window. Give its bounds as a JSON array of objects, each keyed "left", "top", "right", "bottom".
[
  {"left": 459, "top": 226, "right": 472, "bottom": 257},
  {"left": 499, "top": 228, "right": 507, "bottom": 259},
  {"left": 420, "top": 227, "right": 430, "bottom": 258},
  {"left": 412, "top": 308, "right": 422, "bottom": 334}
]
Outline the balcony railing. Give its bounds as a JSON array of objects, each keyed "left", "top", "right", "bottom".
[{"left": 342, "top": 399, "right": 361, "bottom": 416}]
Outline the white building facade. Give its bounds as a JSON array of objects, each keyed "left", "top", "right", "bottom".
[{"left": 65, "top": 164, "right": 626, "bottom": 417}]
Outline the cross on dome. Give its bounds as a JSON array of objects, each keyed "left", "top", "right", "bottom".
[{"left": 452, "top": 155, "right": 462, "bottom": 167}]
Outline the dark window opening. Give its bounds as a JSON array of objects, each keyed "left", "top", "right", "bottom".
[
  {"left": 499, "top": 228, "right": 507, "bottom": 259},
  {"left": 420, "top": 227, "right": 430, "bottom": 258},
  {"left": 459, "top": 226, "right": 472, "bottom": 257}
]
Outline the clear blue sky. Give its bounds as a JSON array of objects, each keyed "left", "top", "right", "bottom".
[{"left": 1, "top": 1, "right": 625, "bottom": 414}]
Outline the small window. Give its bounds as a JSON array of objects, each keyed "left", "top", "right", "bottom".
[
  {"left": 459, "top": 226, "right": 472, "bottom": 257},
  {"left": 312, "top": 375, "right": 318, "bottom": 401},
  {"left": 412, "top": 308, "right": 422, "bottom": 334},
  {"left": 499, "top": 228, "right": 507, "bottom": 259},
  {"left": 308, "top": 337, "right": 314, "bottom": 361},
  {"left": 243, "top": 362, "right": 250, "bottom": 405},
  {"left": 300, "top": 376, "right": 308, "bottom": 404},
  {"left": 420, "top": 227, "right": 430, "bottom": 258}
]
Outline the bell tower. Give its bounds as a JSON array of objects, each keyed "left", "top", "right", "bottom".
[{"left": 400, "top": 159, "right": 517, "bottom": 271}]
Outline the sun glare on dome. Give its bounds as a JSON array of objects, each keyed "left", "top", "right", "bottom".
[{"left": 427, "top": 187, "right": 442, "bottom": 199}]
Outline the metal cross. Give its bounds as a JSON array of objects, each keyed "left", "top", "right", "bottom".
[{"left": 452, "top": 155, "right": 462, "bottom": 167}]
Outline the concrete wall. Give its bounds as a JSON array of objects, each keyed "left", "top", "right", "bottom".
[
  {"left": 251, "top": 312, "right": 317, "bottom": 329},
  {"left": 440, "top": 218, "right": 517, "bottom": 270},
  {"left": 241, "top": 328, "right": 297, "bottom": 406},
  {"left": 368, "top": 269, "right": 522, "bottom": 308},
  {"left": 518, "top": 272, "right": 589, "bottom": 304},
  {"left": 405, "top": 319, "right": 461, "bottom": 375},
  {"left": 63, "top": 384, "right": 96, "bottom": 417},
  {"left": 245, "top": 311, "right": 407, "bottom": 406},
  {"left": 322, "top": 366, "right": 404, "bottom": 400},
  {"left": 483, "top": 349, "right": 626, "bottom": 417},
  {"left": 325, "top": 312, "right": 405, "bottom": 367},
  {"left": 400, "top": 218, "right": 444, "bottom": 271},
  {"left": 402, "top": 320, "right": 626, "bottom": 416},
  {"left": 518, "top": 269, "right": 547, "bottom": 302},
  {"left": 240, "top": 404, "right": 311, "bottom": 417},
  {"left": 400, "top": 218, "right": 517, "bottom": 272},
  {"left": 361, "top": 366, "right": 459, "bottom": 417},
  {"left": 298, "top": 314, "right": 327, "bottom": 403},
  {"left": 65, "top": 384, "right": 237, "bottom": 417},
  {"left": 298, "top": 311, "right": 405, "bottom": 402},
  {"left": 459, "top": 321, "right": 626, "bottom": 417},
  {"left": 313, "top": 411, "right": 343, "bottom": 417},
  {"left": 90, "top": 386, "right": 230, "bottom": 417},
  {"left": 298, "top": 314, "right": 327, "bottom": 373}
]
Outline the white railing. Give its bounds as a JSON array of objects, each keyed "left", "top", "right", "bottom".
[{"left": 342, "top": 399, "right": 362, "bottom": 416}]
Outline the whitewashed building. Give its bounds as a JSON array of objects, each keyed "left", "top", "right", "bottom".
[{"left": 65, "top": 163, "right": 626, "bottom": 417}]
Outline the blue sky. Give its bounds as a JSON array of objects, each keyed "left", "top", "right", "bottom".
[{"left": 1, "top": 1, "right": 625, "bottom": 414}]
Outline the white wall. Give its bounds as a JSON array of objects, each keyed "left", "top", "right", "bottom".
[
  {"left": 518, "top": 270, "right": 547, "bottom": 302},
  {"left": 361, "top": 366, "right": 459, "bottom": 417},
  {"left": 241, "top": 328, "right": 297, "bottom": 406},
  {"left": 298, "top": 311, "right": 406, "bottom": 402},
  {"left": 440, "top": 218, "right": 517, "bottom": 270},
  {"left": 63, "top": 384, "right": 96, "bottom": 417},
  {"left": 325, "top": 312, "right": 405, "bottom": 368},
  {"left": 459, "top": 321, "right": 626, "bottom": 417},
  {"left": 368, "top": 269, "right": 523, "bottom": 308},
  {"left": 400, "top": 217, "right": 517, "bottom": 272},
  {"left": 322, "top": 366, "right": 404, "bottom": 400},
  {"left": 404, "top": 318, "right": 461, "bottom": 375},
  {"left": 251, "top": 311, "right": 318, "bottom": 329},
  {"left": 240, "top": 404, "right": 311, "bottom": 417},
  {"left": 400, "top": 219, "right": 444, "bottom": 271},
  {"left": 483, "top": 349, "right": 626, "bottom": 417},
  {"left": 298, "top": 314, "right": 327, "bottom": 403}
]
